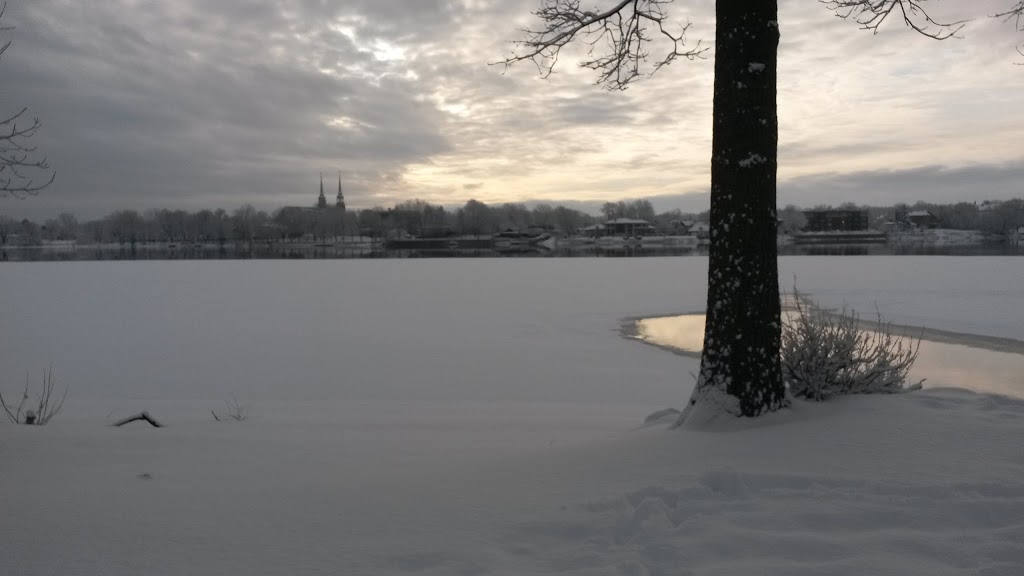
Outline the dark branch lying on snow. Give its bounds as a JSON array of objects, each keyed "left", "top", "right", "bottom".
[{"left": 113, "top": 412, "right": 165, "bottom": 428}]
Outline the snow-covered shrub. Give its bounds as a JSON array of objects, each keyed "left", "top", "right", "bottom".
[
  {"left": 1, "top": 366, "right": 67, "bottom": 425},
  {"left": 781, "top": 289, "right": 923, "bottom": 400}
]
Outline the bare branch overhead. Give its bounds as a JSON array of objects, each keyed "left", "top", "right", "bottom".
[
  {"left": 822, "top": 0, "right": 969, "bottom": 39},
  {"left": 0, "top": 110, "right": 55, "bottom": 198},
  {"left": 993, "top": 1, "right": 1024, "bottom": 29},
  {"left": 492, "top": 0, "right": 707, "bottom": 90},
  {"left": 993, "top": 1, "right": 1024, "bottom": 62},
  {"left": 1, "top": 2, "right": 55, "bottom": 198}
]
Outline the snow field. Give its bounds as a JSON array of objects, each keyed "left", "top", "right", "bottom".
[{"left": 2, "top": 257, "right": 1023, "bottom": 575}]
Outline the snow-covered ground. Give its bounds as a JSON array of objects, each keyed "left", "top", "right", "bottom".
[{"left": 2, "top": 258, "right": 1023, "bottom": 575}]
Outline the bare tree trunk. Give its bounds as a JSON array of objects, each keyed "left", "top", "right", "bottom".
[{"left": 686, "top": 0, "right": 786, "bottom": 420}]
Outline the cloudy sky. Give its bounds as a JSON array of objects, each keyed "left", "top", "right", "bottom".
[{"left": 2, "top": 0, "right": 1023, "bottom": 220}]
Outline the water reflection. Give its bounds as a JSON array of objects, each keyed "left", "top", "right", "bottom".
[
  {"left": 2, "top": 242, "right": 1022, "bottom": 261},
  {"left": 635, "top": 315, "right": 708, "bottom": 354},
  {"left": 634, "top": 313, "right": 1024, "bottom": 398}
]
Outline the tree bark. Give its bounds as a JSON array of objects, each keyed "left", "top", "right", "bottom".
[{"left": 686, "top": 0, "right": 786, "bottom": 419}]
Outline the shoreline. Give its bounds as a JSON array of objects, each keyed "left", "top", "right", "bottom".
[{"left": 623, "top": 305, "right": 1024, "bottom": 358}]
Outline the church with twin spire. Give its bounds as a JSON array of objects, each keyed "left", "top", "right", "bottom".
[
  {"left": 274, "top": 172, "right": 348, "bottom": 241},
  {"left": 317, "top": 171, "right": 346, "bottom": 212}
]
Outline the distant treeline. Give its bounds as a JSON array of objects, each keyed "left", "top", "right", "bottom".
[
  {"left": 0, "top": 199, "right": 692, "bottom": 247},
  {"left": 777, "top": 199, "right": 1024, "bottom": 235},
  {"left": 1, "top": 197, "right": 1022, "bottom": 247}
]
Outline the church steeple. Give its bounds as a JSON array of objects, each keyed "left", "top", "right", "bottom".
[
  {"left": 336, "top": 171, "right": 345, "bottom": 211},
  {"left": 317, "top": 172, "right": 327, "bottom": 209}
]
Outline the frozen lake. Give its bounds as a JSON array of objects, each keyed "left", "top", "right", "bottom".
[
  {"left": 1, "top": 259, "right": 697, "bottom": 421},
  {"left": 3, "top": 256, "right": 1024, "bottom": 575},
  {"left": 3, "top": 257, "right": 1023, "bottom": 418}
]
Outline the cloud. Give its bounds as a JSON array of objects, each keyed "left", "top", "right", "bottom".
[
  {"left": 640, "top": 161, "right": 1024, "bottom": 213},
  {"left": 0, "top": 0, "right": 1022, "bottom": 220},
  {"left": 779, "top": 162, "right": 1024, "bottom": 207},
  {"left": 3, "top": 0, "right": 456, "bottom": 217}
]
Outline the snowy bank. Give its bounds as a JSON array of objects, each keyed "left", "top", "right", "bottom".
[{"left": 3, "top": 389, "right": 1023, "bottom": 575}]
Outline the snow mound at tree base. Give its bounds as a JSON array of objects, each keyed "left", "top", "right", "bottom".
[{"left": 642, "top": 407, "right": 681, "bottom": 426}]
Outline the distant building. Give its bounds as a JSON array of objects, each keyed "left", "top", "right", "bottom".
[
  {"left": 878, "top": 221, "right": 899, "bottom": 234},
  {"left": 689, "top": 223, "right": 711, "bottom": 240},
  {"left": 275, "top": 173, "right": 348, "bottom": 240},
  {"left": 310, "top": 172, "right": 346, "bottom": 212},
  {"left": 670, "top": 219, "right": 695, "bottom": 234},
  {"left": 335, "top": 171, "right": 346, "bottom": 212},
  {"left": 802, "top": 209, "right": 869, "bottom": 232},
  {"left": 907, "top": 210, "right": 939, "bottom": 229},
  {"left": 317, "top": 173, "right": 328, "bottom": 209},
  {"left": 283, "top": 172, "right": 346, "bottom": 214},
  {"left": 604, "top": 218, "right": 656, "bottom": 237}
]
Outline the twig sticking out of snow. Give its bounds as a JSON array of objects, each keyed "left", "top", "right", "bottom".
[
  {"left": 211, "top": 394, "right": 248, "bottom": 422},
  {"left": 1, "top": 365, "right": 67, "bottom": 425}
]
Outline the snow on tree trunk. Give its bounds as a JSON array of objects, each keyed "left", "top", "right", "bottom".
[{"left": 681, "top": 0, "right": 785, "bottom": 423}]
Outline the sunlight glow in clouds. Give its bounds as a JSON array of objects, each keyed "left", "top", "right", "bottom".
[{"left": 1, "top": 0, "right": 1022, "bottom": 218}]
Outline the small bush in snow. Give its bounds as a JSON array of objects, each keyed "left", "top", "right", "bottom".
[
  {"left": 781, "top": 289, "right": 923, "bottom": 400},
  {"left": 1, "top": 365, "right": 67, "bottom": 425},
  {"left": 211, "top": 394, "right": 249, "bottom": 422}
]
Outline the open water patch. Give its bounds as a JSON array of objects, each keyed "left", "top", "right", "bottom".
[{"left": 628, "top": 311, "right": 1024, "bottom": 399}]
